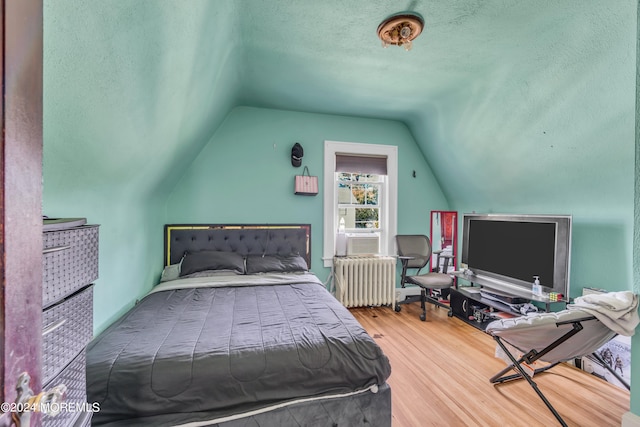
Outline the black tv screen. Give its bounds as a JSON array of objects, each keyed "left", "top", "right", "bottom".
[
  {"left": 462, "top": 214, "right": 572, "bottom": 296},
  {"left": 467, "top": 220, "right": 555, "bottom": 286}
]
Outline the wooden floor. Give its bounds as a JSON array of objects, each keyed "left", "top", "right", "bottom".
[{"left": 350, "top": 303, "right": 630, "bottom": 427}]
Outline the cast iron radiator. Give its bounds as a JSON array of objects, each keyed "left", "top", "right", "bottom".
[{"left": 334, "top": 256, "right": 395, "bottom": 307}]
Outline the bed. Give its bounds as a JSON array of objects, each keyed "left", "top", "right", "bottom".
[{"left": 86, "top": 224, "right": 392, "bottom": 426}]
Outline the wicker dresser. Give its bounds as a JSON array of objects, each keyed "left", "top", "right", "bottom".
[{"left": 42, "top": 223, "right": 98, "bottom": 427}]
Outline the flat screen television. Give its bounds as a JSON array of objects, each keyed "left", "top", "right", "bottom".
[{"left": 461, "top": 213, "right": 572, "bottom": 298}]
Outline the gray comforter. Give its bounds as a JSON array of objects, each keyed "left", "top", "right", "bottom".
[{"left": 87, "top": 273, "right": 391, "bottom": 426}]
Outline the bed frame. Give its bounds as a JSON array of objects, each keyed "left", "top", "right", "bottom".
[
  {"left": 159, "top": 224, "right": 391, "bottom": 427},
  {"left": 89, "top": 224, "right": 391, "bottom": 427},
  {"left": 164, "top": 223, "right": 311, "bottom": 268}
]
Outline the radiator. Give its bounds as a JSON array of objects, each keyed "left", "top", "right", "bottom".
[{"left": 334, "top": 256, "right": 396, "bottom": 307}]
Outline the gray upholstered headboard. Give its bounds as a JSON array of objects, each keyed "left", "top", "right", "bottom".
[{"left": 164, "top": 224, "right": 311, "bottom": 269}]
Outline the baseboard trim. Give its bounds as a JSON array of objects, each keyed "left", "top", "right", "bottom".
[{"left": 622, "top": 411, "right": 640, "bottom": 427}]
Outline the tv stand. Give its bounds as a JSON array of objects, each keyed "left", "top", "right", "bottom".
[
  {"left": 449, "top": 287, "right": 518, "bottom": 330},
  {"left": 450, "top": 272, "right": 565, "bottom": 330},
  {"left": 453, "top": 272, "right": 562, "bottom": 310}
]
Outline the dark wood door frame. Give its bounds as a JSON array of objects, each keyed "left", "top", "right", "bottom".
[{"left": 0, "top": 0, "right": 44, "bottom": 425}]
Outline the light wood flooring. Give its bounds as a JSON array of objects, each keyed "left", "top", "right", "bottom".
[{"left": 350, "top": 302, "right": 630, "bottom": 427}]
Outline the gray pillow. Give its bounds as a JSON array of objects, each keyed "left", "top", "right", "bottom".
[
  {"left": 245, "top": 254, "right": 308, "bottom": 274},
  {"left": 180, "top": 270, "right": 241, "bottom": 279},
  {"left": 180, "top": 250, "right": 245, "bottom": 276}
]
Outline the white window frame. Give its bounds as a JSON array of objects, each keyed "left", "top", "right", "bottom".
[
  {"left": 337, "top": 172, "right": 383, "bottom": 231},
  {"left": 323, "top": 141, "right": 398, "bottom": 267}
]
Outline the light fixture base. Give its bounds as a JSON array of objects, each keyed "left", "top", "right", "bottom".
[{"left": 377, "top": 12, "right": 424, "bottom": 50}]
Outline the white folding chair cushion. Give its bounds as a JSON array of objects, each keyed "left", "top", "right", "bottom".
[{"left": 486, "top": 309, "right": 615, "bottom": 364}]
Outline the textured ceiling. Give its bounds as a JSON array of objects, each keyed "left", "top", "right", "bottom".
[
  {"left": 238, "top": 0, "right": 499, "bottom": 117},
  {"left": 235, "top": 0, "right": 636, "bottom": 210},
  {"left": 237, "top": 1, "right": 629, "bottom": 116},
  {"left": 43, "top": 0, "right": 636, "bottom": 213},
  {"left": 42, "top": 0, "right": 638, "bottom": 334}
]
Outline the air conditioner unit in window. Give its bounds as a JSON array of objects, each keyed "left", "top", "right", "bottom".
[{"left": 346, "top": 233, "right": 380, "bottom": 256}]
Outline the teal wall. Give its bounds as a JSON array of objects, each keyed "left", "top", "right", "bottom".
[
  {"left": 404, "top": 1, "right": 636, "bottom": 301},
  {"left": 165, "top": 106, "right": 449, "bottom": 280},
  {"left": 405, "top": 12, "right": 637, "bottom": 300},
  {"left": 43, "top": 0, "right": 241, "bottom": 332}
]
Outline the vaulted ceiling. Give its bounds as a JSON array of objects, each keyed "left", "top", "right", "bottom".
[
  {"left": 235, "top": 0, "right": 636, "bottom": 212},
  {"left": 41, "top": 0, "right": 638, "bottom": 352},
  {"left": 44, "top": 0, "right": 636, "bottom": 213}
]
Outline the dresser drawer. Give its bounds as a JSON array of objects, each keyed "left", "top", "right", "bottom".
[
  {"left": 41, "top": 351, "right": 89, "bottom": 427},
  {"left": 42, "top": 286, "right": 93, "bottom": 384},
  {"left": 43, "top": 225, "right": 99, "bottom": 308}
]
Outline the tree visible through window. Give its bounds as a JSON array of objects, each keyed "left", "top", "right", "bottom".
[
  {"left": 337, "top": 172, "right": 382, "bottom": 230},
  {"left": 323, "top": 141, "right": 397, "bottom": 265}
]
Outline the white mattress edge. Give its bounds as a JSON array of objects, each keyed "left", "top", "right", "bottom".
[{"left": 171, "top": 384, "right": 381, "bottom": 427}]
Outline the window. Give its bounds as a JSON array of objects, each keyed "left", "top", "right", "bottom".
[
  {"left": 337, "top": 172, "right": 383, "bottom": 230},
  {"left": 323, "top": 141, "right": 397, "bottom": 267}
]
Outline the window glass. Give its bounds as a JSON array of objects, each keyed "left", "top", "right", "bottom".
[{"left": 337, "top": 173, "right": 382, "bottom": 230}]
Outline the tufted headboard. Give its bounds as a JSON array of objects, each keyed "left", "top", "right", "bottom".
[{"left": 164, "top": 224, "right": 311, "bottom": 269}]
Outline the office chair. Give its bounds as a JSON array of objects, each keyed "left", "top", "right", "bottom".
[
  {"left": 395, "top": 235, "right": 453, "bottom": 321},
  {"left": 486, "top": 291, "right": 638, "bottom": 427}
]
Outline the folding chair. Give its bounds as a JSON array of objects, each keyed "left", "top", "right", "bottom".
[{"left": 486, "top": 309, "right": 629, "bottom": 427}]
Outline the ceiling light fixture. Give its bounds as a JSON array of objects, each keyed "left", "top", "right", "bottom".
[{"left": 377, "top": 12, "right": 424, "bottom": 51}]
